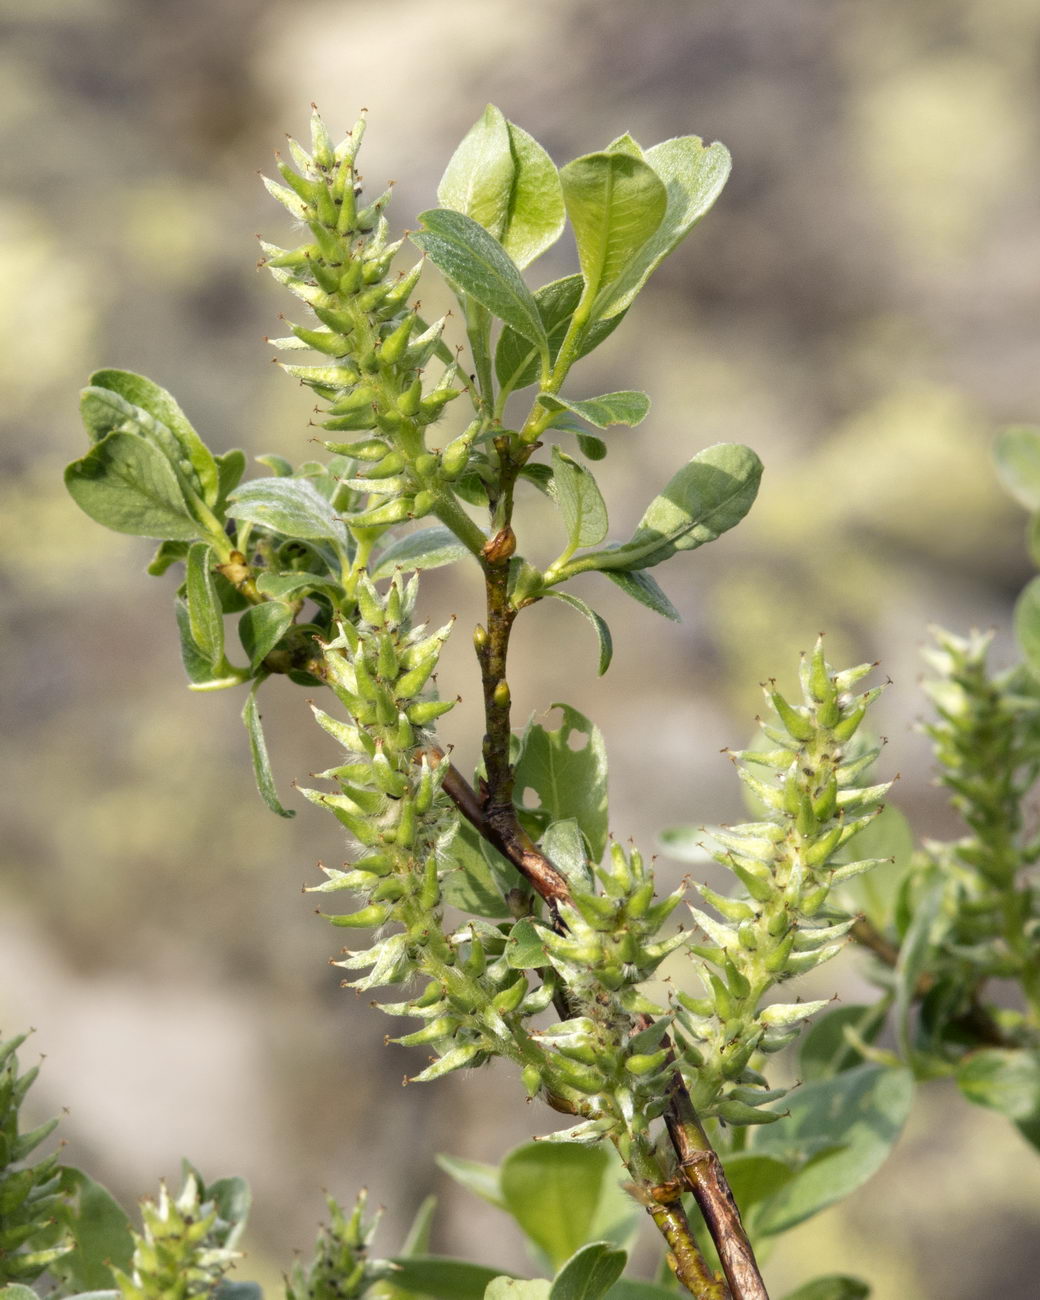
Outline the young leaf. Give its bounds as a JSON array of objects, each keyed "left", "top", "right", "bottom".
[
  {"left": 51, "top": 1167, "right": 134, "bottom": 1292},
  {"left": 215, "top": 448, "right": 247, "bottom": 508},
  {"left": 779, "top": 1278, "right": 870, "bottom": 1300},
  {"left": 549, "top": 1242, "right": 626, "bottom": 1300},
  {"left": 543, "top": 593, "right": 613, "bottom": 676},
  {"left": 798, "top": 1003, "right": 888, "bottom": 1083},
  {"left": 485, "top": 1282, "right": 552, "bottom": 1300},
  {"left": 254, "top": 571, "right": 344, "bottom": 601},
  {"left": 559, "top": 152, "right": 666, "bottom": 321},
  {"left": 955, "top": 1049, "right": 1040, "bottom": 1124},
  {"left": 175, "top": 598, "right": 248, "bottom": 691},
  {"left": 242, "top": 679, "right": 295, "bottom": 817},
  {"left": 435, "top": 1153, "right": 507, "bottom": 1210},
  {"left": 495, "top": 275, "right": 625, "bottom": 395},
  {"left": 540, "top": 818, "right": 594, "bottom": 890},
  {"left": 550, "top": 447, "right": 609, "bottom": 551},
  {"left": 239, "top": 601, "right": 295, "bottom": 671},
  {"left": 185, "top": 542, "right": 225, "bottom": 670},
  {"left": 994, "top": 425, "right": 1040, "bottom": 511},
  {"left": 1014, "top": 575, "right": 1040, "bottom": 678},
  {"left": 506, "top": 918, "right": 552, "bottom": 970},
  {"left": 752, "top": 1064, "right": 914, "bottom": 1235},
  {"left": 564, "top": 444, "right": 763, "bottom": 576},
  {"left": 371, "top": 525, "right": 473, "bottom": 579},
  {"left": 539, "top": 391, "right": 650, "bottom": 430},
  {"left": 440, "top": 821, "right": 512, "bottom": 918},
  {"left": 592, "top": 136, "right": 732, "bottom": 322},
  {"left": 893, "top": 872, "right": 945, "bottom": 1063},
  {"left": 66, "top": 431, "right": 202, "bottom": 541},
  {"left": 514, "top": 704, "right": 609, "bottom": 860},
  {"left": 412, "top": 209, "right": 547, "bottom": 353},
  {"left": 227, "top": 476, "right": 349, "bottom": 545},
  {"left": 438, "top": 105, "right": 565, "bottom": 270},
  {"left": 604, "top": 570, "right": 680, "bottom": 621},
  {"left": 88, "top": 368, "right": 220, "bottom": 505}
]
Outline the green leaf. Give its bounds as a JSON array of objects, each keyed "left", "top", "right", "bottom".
[
  {"left": 495, "top": 275, "right": 625, "bottom": 395},
  {"left": 514, "top": 704, "right": 609, "bottom": 860},
  {"left": 559, "top": 152, "right": 667, "bottom": 320},
  {"left": 204, "top": 1173, "right": 252, "bottom": 1250},
  {"left": 88, "top": 368, "right": 220, "bottom": 503},
  {"left": 550, "top": 1243, "right": 626, "bottom": 1300},
  {"left": 239, "top": 601, "right": 295, "bottom": 671},
  {"left": 49, "top": 1167, "right": 133, "bottom": 1292},
  {"left": 0, "top": 1288, "right": 45, "bottom": 1300},
  {"left": 371, "top": 526, "right": 473, "bottom": 580},
  {"left": 592, "top": 136, "right": 731, "bottom": 322},
  {"left": 604, "top": 1284, "right": 680, "bottom": 1300},
  {"left": 798, "top": 1003, "right": 888, "bottom": 1083},
  {"left": 832, "top": 804, "right": 913, "bottom": 930},
  {"left": 506, "top": 918, "right": 551, "bottom": 970},
  {"left": 66, "top": 431, "right": 202, "bottom": 541},
  {"left": 567, "top": 444, "right": 762, "bottom": 576},
  {"left": 543, "top": 594, "right": 612, "bottom": 676},
  {"left": 175, "top": 598, "right": 248, "bottom": 690},
  {"left": 1015, "top": 575, "right": 1040, "bottom": 677},
  {"left": 440, "top": 821, "right": 511, "bottom": 918},
  {"left": 720, "top": 1153, "right": 796, "bottom": 1224},
  {"left": 228, "top": 477, "right": 349, "bottom": 545},
  {"left": 780, "top": 1278, "right": 870, "bottom": 1300},
  {"left": 215, "top": 449, "right": 247, "bottom": 508},
  {"left": 388, "top": 1255, "right": 512, "bottom": 1299},
  {"left": 893, "top": 871, "right": 945, "bottom": 1063},
  {"left": 956, "top": 1049, "right": 1040, "bottom": 1123},
  {"left": 185, "top": 543, "right": 225, "bottom": 670},
  {"left": 413, "top": 209, "right": 547, "bottom": 353},
  {"left": 540, "top": 392, "right": 650, "bottom": 430},
  {"left": 604, "top": 570, "right": 680, "bottom": 621},
  {"left": 435, "top": 1153, "right": 506, "bottom": 1210},
  {"left": 438, "top": 106, "right": 565, "bottom": 270},
  {"left": 994, "top": 425, "right": 1040, "bottom": 511},
  {"left": 254, "top": 571, "right": 344, "bottom": 601},
  {"left": 753, "top": 1064, "right": 915, "bottom": 1235},
  {"left": 577, "top": 435, "right": 607, "bottom": 461},
  {"left": 242, "top": 679, "right": 295, "bottom": 817},
  {"left": 214, "top": 1283, "right": 262, "bottom": 1299},
  {"left": 485, "top": 1282, "right": 552, "bottom": 1300},
  {"left": 540, "top": 819, "right": 594, "bottom": 890},
  {"left": 550, "top": 447, "right": 609, "bottom": 551},
  {"left": 499, "top": 1143, "right": 636, "bottom": 1272}
]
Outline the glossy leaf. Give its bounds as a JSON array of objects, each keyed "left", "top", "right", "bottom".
[
  {"left": 438, "top": 105, "right": 565, "bottom": 270},
  {"left": 413, "top": 209, "right": 547, "bottom": 351},
  {"left": 550, "top": 1243, "right": 626, "bottom": 1300},
  {"left": 592, "top": 136, "right": 732, "bottom": 321},
  {"left": 66, "top": 431, "right": 202, "bottom": 541},
  {"left": 242, "top": 680, "right": 295, "bottom": 817},
  {"left": 388, "top": 1255, "right": 512, "bottom": 1299},
  {"left": 372, "top": 525, "right": 473, "bottom": 579},
  {"left": 956, "top": 1049, "right": 1040, "bottom": 1123},
  {"left": 500, "top": 1143, "right": 631, "bottom": 1272},
  {"left": 185, "top": 542, "right": 225, "bottom": 670},
  {"left": 566, "top": 444, "right": 762, "bottom": 576},
  {"left": 994, "top": 425, "right": 1040, "bottom": 511},
  {"left": 495, "top": 274, "right": 625, "bottom": 394},
  {"left": 539, "top": 391, "right": 650, "bottom": 430},
  {"left": 514, "top": 704, "right": 609, "bottom": 860},
  {"left": 550, "top": 447, "right": 609, "bottom": 551},
  {"left": 753, "top": 1064, "right": 914, "bottom": 1235},
  {"left": 780, "top": 1278, "right": 870, "bottom": 1300},
  {"left": 604, "top": 570, "right": 680, "bottom": 621},
  {"left": 228, "top": 477, "right": 349, "bottom": 545},
  {"left": 559, "top": 152, "right": 666, "bottom": 318},
  {"left": 87, "top": 368, "right": 219, "bottom": 504},
  {"left": 544, "top": 593, "right": 613, "bottom": 676}
]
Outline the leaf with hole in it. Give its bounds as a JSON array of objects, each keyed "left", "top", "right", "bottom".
[
  {"left": 66, "top": 431, "right": 203, "bottom": 541},
  {"left": 242, "top": 679, "right": 294, "bottom": 817},
  {"left": 550, "top": 1242, "right": 626, "bottom": 1300},
  {"left": 495, "top": 275, "right": 626, "bottom": 396},
  {"left": 566, "top": 444, "right": 762, "bottom": 577},
  {"left": 994, "top": 425, "right": 1040, "bottom": 511},
  {"left": 438, "top": 105, "right": 565, "bottom": 270},
  {"left": 412, "top": 209, "right": 547, "bottom": 353},
  {"left": 544, "top": 593, "right": 612, "bottom": 676},
  {"left": 539, "top": 391, "right": 649, "bottom": 430},
  {"left": 371, "top": 525, "right": 473, "bottom": 579},
  {"left": 560, "top": 152, "right": 666, "bottom": 320},
  {"left": 227, "top": 477, "right": 349, "bottom": 545},
  {"left": 550, "top": 447, "right": 609, "bottom": 552},
  {"left": 514, "top": 704, "right": 608, "bottom": 860}
]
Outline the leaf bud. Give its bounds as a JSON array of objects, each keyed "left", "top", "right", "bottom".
[
  {"left": 493, "top": 679, "right": 511, "bottom": 709},
  {"left": 406, "top": 698, "right": 456, "bottom": 725},
  {"left": 522, "top": 1064, "right": 543, "bottom": 1097},
  {"left": 473, "top": 623, "right": 489, "bottom": 651}
]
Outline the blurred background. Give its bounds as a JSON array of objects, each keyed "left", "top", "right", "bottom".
[{"left": 2, "top": 1, "right": 1039, "bottom": 1295}]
